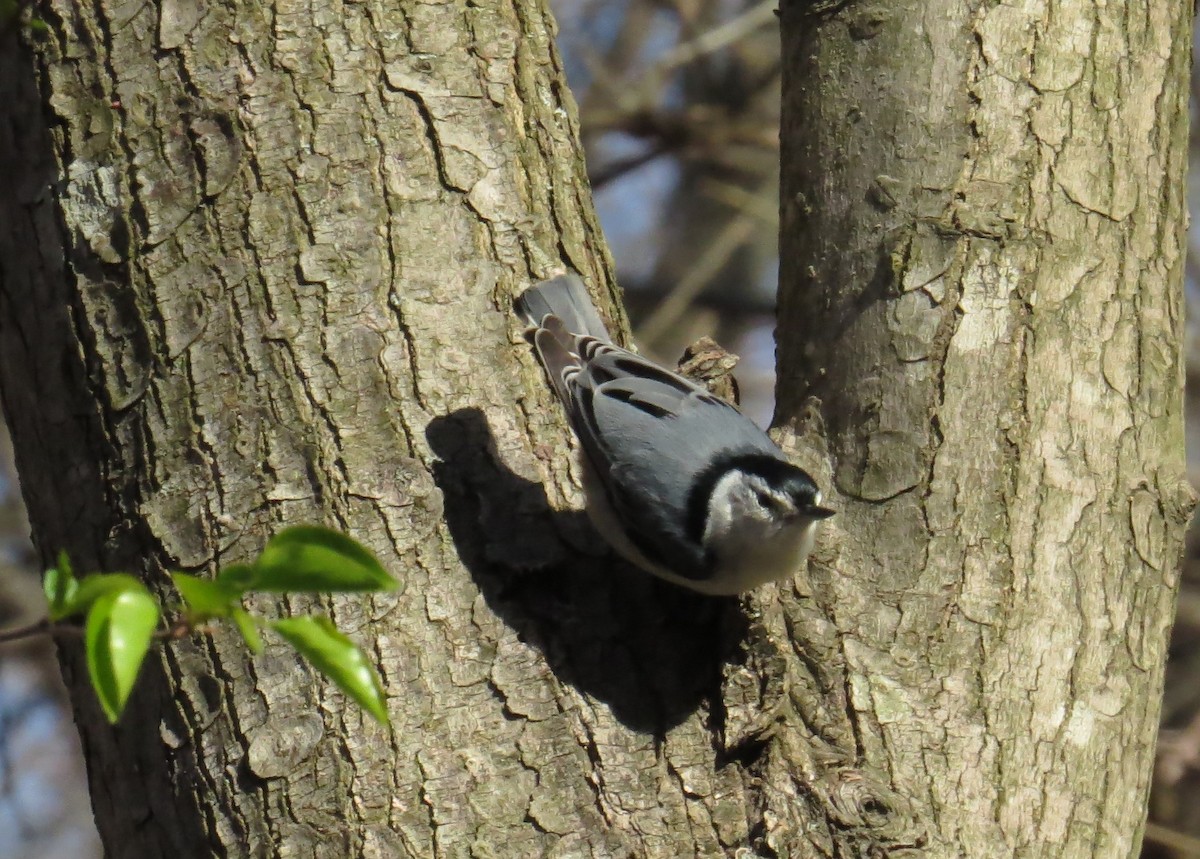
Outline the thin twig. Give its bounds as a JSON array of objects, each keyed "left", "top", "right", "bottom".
[
  {"left": 1144, "top": 821, "right": 1200, "bottom": 857},
  {"left": 0, "top": 616, "right": 200, "bottom": 645},
  {"left": 659, "top": 0, "right": 779, "bottom": 74},
  {"left": 576, "top": 0, "right": 659, "bottom": 122},
  {"left": 0, "top": 617, "right": 51, "bottom": 644},
  {"left": 636, "top": 174, "right": 775, "bottom": 347},
  {"left": 0, "top": 619, "right": 86, "bottom": 642},
  {"left": 590, "top": 146, "right": 670, "bottom": 190},
  {"left": 580, "top": 0, "right": 779, "bottom": 140},
  {"left": 701, "top": 176, "right": 778, "bottom": 224}
]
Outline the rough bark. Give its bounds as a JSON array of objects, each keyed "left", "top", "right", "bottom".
[
  {"left": 0, "top": 0, "right": 744, "bottom": 855},
  {"left": 776, "top": 2, "right": 1195, "bottom": 858}
]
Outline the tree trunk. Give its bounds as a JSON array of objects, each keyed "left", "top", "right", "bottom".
[
  {"left": 3, "top": 0, "right": 864, "bottom": 854},
  {"left": 0, "top": 0, "right": 699, "bottom": 855},
  {"left": 4, "top": 0, "right": 1194, "bottom": 855},
  {"left": 776, "top": 1, "right": 1195, "bottom": 857}
]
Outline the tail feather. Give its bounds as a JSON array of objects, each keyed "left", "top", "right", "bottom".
[
  {"left": 515, "top": 274, "right": 611, "bottom": 341},
  {"left": 531, "top": 326, "right": 577, "bottom": 407}
]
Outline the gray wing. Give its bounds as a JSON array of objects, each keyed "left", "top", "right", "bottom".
[
  {"left": 565, "top": 339, "right": 781, "bottom": 579},
  {"left": 516, "top": 278, "right": 783, "bottom": 579}
]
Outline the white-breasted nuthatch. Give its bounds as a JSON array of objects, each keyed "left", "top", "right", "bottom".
[{"left": 515, "top": 274, "right": 834, "bottom": 595}]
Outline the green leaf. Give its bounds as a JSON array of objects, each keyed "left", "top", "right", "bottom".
[
  {"left": 246, "top": 526, "right": 397, "bottom": 594},
  {"left": 171, "top": 573, "right": 239, "bottom": 622},
  {"left": 43, "top": 551, "right": 79, "bottom": 621},
  {"left": 231, "top": 608, "right": 263, "bottom": 654},
  {"left": 85, "top": 585, "right": 160, "bottom": 723},
  {"left": 215, "top": 563, "right": 256, "bottom": 593},
  {"left": 271, "top": 616, "right": 389, "bottom": 725},
  {"left": 55, "top": 550, "right": 74, "bottom": 581},
  {"left": 63, "top": 573, "right": 145, "bottom": 619}
]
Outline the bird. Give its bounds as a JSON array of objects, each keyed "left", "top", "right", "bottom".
[{"left": 515, "top": 273, "right": 833, "bottom": 595}]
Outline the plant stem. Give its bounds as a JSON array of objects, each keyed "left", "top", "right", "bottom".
[
  {"left": 0, "top": 617, "right": 51, "bottom": 644},
  {"left": 0, "top": 616, "right": 200, "bottom": 646}
]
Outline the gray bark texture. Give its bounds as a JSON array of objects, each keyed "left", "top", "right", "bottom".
[
  {"left": 0, "top": 0, "right": 1194, "bottom": 856},
  {"left": 775, "top": 1, "right": 1196, "bottom": 858},
  {"left": 0, "top": 0, "right": 831, "bottom": 855}
]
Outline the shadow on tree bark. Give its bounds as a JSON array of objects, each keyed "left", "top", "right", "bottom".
[{"left": 426, "top": 407, "right": 750, "bottom": 734}]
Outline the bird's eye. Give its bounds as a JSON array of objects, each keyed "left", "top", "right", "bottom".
[{"left": 754, "top": 491, "right": 781, "bottom": 512}]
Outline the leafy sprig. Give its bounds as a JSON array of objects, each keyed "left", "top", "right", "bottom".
[{"left": 26, "top": 526, "right": 398, "bottom": 724}]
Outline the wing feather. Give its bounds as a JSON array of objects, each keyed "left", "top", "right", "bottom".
[
  {"left": 567, "top": 342, "right": 778, "bottom": 579},
  {"left": 516, "top": 278, "right": 784, "bottom": 581}
]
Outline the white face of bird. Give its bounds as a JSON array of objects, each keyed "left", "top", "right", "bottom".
[
  {"left": 707, "top": 467, "right": 828, "bottom": 531},
  {"left": 703, "top": 469, "right": 820, "bottom": 545},
  {"left": 699, "top": 467, "right": 832, "bottom": 591}
]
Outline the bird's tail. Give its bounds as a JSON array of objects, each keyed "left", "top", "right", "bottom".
[{"left": 514, "top": 274, "right": 611, "bottom": 341}]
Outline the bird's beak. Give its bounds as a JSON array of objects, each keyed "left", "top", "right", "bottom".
[{"left": 808, "top": 505, "right": 836, "bottom": 519}]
